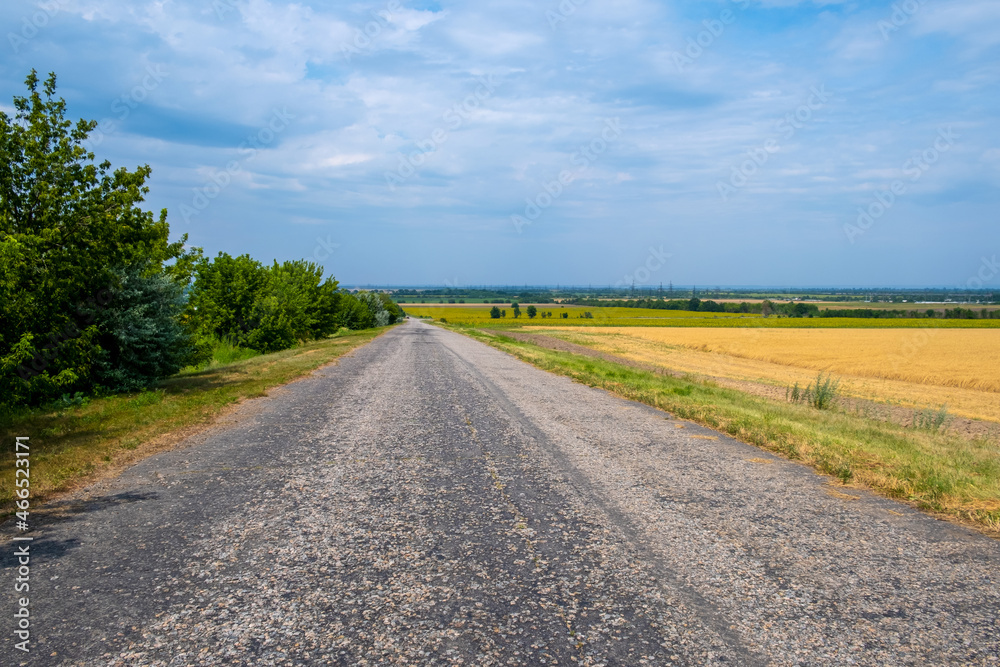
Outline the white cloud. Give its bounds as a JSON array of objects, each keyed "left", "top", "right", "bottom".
[{"left": 913, "top": 0, "right": 1000, "bottom": 48}]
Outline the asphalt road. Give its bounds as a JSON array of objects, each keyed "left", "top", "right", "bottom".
[{"left": 3, "top": 319, "right": 999, "bottom": 666}]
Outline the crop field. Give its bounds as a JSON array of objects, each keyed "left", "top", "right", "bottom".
[
  {"left": 534, "top": 327, "right": 1000, "bottom": 423},
  {"left": 404, "top": 304, "right": 743, "bottom": 324},
  {"left": 404, "top": 304, "right": 1000, "bottom": 329}
]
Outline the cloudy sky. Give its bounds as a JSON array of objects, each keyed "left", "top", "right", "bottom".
[{"left": 3, "top": 0, "right": 998, "bottom": 287}]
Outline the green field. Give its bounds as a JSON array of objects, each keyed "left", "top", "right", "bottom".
[{"left": 405, "top": 304, "right": 1000, "bottom": 328}]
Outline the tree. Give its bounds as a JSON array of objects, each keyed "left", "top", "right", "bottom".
[
  {"left": 511, "top": 302, "right": 521, "bottom": 318},
  {"left": 1, "top": 71, "right": 191, "bottom": 407},
  {"left": 526, "top": 305, "right": 537, "bottom": 318},
  {"left": 186, "top": 252, "right": 269, "bottom": 345},
  {"left": 267, "top": 259, "right": 341, "bottom": 340},
  {"left": 336, "top": 292, "right": 375, "bottom": 330},
  {"left": 490, "top": 306, "right": 501, "bottom": 319},
  {"left": 93, "top": 264, "right": 193, "bottom": 391}
]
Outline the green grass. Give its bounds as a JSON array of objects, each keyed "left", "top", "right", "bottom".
[
  {"left": 195, "top": 336, "right": 261, "bottom": 368},
  {"left": 455, "top": 325, "right": 1000, "bottom": 535},
  {"left": 1, "top": 328, "right": 387, "bottom": 512}
]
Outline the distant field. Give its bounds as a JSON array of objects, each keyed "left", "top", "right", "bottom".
[
  {"left": 404, "top": 305, "right": 742, "bottom": 324},
  {"left": 403, "top": 304, "right": 1000, "bottom": 329},
  {"left": 819, "top": 302, "right": 1000, "bottom": 312},
  {"left": 536, "top": 327, "right": 1000, "bottom": 423}
]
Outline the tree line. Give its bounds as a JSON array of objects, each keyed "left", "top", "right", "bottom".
[
  {"left": 566, "top": 297, "right": 1000, "bottom": 319},
  {"left": 1, "top": 72, "right": 401, "bottom": 412},
  {"left": 487, "top": 303, "right": 589, "bottom": 319}
]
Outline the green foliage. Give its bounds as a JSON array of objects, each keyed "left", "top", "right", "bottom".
[
  {"left": 787, "top": 372, "right": 841, "bottom": 410},
  {"left": 57, "top": 392, "right": 90, "bottom": 409},
  {"left": 0, "top": 71, "right": 191, "bottom": 408},
  {"left": 92, "top": 265, "right": 193, "bottom": 392},
  {"left": 914, "top": 405, "right": 951, "bottom": 432},
  {"left": 526, "top": 305, "right": 537, "bottom": 319},
  {"left": 490, "top": 306, "right": 501, "bottom": 319},
  {"left": 184, "top": 253, "right": 391, "bottom": 354},
  {"left": 185, "top": 252, "right": 269, "bottom": 344},
  {"left": 511, "top": 302, "right": 521, "bottom": 318},
  {"left": 191, "top": 336, "right": 259, "bottom": 369},
  {"left": 0, "top": 71, "right": 401, "bottom": 410}
]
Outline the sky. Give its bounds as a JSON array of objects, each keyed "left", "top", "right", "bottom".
[{"left": 2, "top": 0, "right": 999, "bottom": 288}]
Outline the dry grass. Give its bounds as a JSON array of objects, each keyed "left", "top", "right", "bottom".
[
  {"left": 536, "top": 327, "right": 1000, "bottom": 423},
  {"left": 0, "top": 329, "right": 385, "bottom": 512}
]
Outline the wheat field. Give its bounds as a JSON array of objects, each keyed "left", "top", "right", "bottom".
[{"left": 537, "top": 327, "right": 1000, "bottom": 423}]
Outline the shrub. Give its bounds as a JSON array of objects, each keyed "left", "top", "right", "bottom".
[
  {"left": 92, "top": 265, "right": 194, "bottom": 392},
  {"left": 914, "top": 405, "right": 951, "bottom": 432},
  {"left": 787, "top": 372, "right": 841, "bottom": 410}
]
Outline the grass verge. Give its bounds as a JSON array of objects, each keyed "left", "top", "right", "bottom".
[
  {"left": 1, "top": 328, "right": 386, "bottom": 513},
  {"left": 455, "top": 325, "right": 1000, "bottom": 536}
]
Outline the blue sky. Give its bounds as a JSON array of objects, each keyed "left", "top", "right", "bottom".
[{"left": 3, "top": 0, "right": 999, "bottom": 287}]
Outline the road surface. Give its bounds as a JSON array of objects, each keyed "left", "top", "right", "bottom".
[{"left": 4, "top": 319, "right": 999, "bottom": 665}]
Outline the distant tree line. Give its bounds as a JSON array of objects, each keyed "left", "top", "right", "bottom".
[
  {"left": 488, "top": 303, "right": 579, "bottom": 319},
  {"left": 566, "top": 297, "right": 1000, "bottom": 319},
  {"left": 1, "top": 72, "right": 401, "bottom": 412},
  {"left": 393, "top": 286, "right": 998, "bottom": 305},
  {"left": 565, "top": 297, "right": 820, "bottom": 317},
  {"left": 820, "top": 307, "right": 1000, "bottom": 319}
]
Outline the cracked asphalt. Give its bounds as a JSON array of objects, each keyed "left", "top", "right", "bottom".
[{"left": 3, "top": 319, "right": 999, "bottom": 665}]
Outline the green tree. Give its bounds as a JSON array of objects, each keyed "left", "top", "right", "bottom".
[
  {"left": 511, "top": 302, "right": 521, "bottom": 318},
  {"left": 526, "top": 305, "right": 537, "bottom": 319},
  {"left": 336, "top": 292, "right": 375, "bottom": 330},
  {"left": 1, "top": 71, "right": 190, "bottom": 407},
  {"left": 266, "top": 259, "right": 341, "bottom": 339},
  {"left": 490, "top": 306, "right": 501, "bottom": 319},
  {"left": 92, "top": 264, "right": 192, "bottom": 391},
  {"left": 377, "top": 292, "right": 404, "bottom": 324},
  {"left": 185, "top": 252, "right": 269, "bottom": 346}
]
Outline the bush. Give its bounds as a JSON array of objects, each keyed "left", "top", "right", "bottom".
[
  {"left": 186, "top": 254, "right": 363, "bottom": 353},
  {"left": 92, "top": 265, "right": 193, "bottom": 392}
]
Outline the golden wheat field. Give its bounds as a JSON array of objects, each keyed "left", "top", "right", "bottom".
[{"left": 537, "top": 327, "right": 1000, "bottom": 423}]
